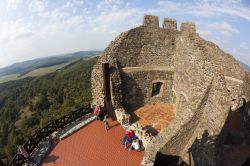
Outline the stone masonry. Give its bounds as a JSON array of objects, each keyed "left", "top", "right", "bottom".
[{"left": 91, "top": 15, "right": 250, "bottom": 166}]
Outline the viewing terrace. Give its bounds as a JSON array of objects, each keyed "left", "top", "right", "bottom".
[
  {"left": 7, "top": 106, "right": 144, "bottom": 166},
  {"left": 42, "top": 119, "right": 144, "bottom": 166}
]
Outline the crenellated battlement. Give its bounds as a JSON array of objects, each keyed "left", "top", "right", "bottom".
[
  {"left": 180, "top": 22, "right": 196, "bottom": 34},
  {"left": 162, "top": 18, "right": 177, "bottom": 31},
  {"left": 143, "top": 15, "right": 159, "bottom": 28}
]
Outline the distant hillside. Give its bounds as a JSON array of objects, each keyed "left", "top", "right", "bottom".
[
  {"left": 238, "top": 61, "right": 250, "bottom": 72},
  {"left": 0, "top": 51, "right": 102, "bottom": 77}
]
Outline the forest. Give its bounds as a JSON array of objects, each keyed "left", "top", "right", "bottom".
[{"left": 0, "top": 57, "right": 98, "bottom": 164}]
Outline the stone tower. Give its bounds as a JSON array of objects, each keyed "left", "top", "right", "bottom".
[{"left": 91, "top": 15, "right": 250, "bottom": 165}]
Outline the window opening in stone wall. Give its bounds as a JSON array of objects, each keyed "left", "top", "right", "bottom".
[{"left": 152, "top": 82, "right": 163, "bottom": 97}]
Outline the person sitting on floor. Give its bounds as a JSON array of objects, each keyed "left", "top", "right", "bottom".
[
  {"left": 128, "top": 130, "right": 135, "bottom": 139},
  {"left": 129, "top": 136, "right": 145, "bottom": 152},
  {"left": 129, "top": 139, "right": 140, "bottom": 151},
  {"left": 121, "top": 134, "right": 132, "bottom": 149},
  {"left": 133, "top": 135, "right": 139, "bottom": 141}
]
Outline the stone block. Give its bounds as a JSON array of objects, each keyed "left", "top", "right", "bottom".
[
  {"left": 162, "top": 18, "right": 177, "bottom": 31},
  {"left": 143, "top": 15, "right": 159, "bottom": 28},
  {"left": 180, "top": 22, "right": 196, "bottom": 34}
]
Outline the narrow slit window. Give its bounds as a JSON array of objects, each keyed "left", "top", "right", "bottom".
[{"left": 152, "top": 82, "right": 163, "bottom": 97}]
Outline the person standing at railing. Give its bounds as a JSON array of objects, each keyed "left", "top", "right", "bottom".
[
  {"left": 49, "top": 131, "right": 60, "bottom": 147},
  {"left": 93, "top": 105, "right": 101, "bottom": 120},
  {"left": 17, "top": 145, "right": 29, "bottom": 162}
]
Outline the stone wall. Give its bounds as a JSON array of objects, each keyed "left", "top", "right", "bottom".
[
  {"left": 91, "top": 16, "right": 179, "bottom": 100},
  {"left": 180, "top": 22, "right": 196, "bottom": 34},
  {"left": 162, "top": 18, "right": 177, "bottom": 31},
  {"left": 141, "top": 28, "right": 231, "bottom": 166},
  {"left": 120, "top": 70, "right": 174, "bottom": 111},
  {"left": 91, "top": 31, "right": 129, "bottom": 106},
  {"left": 113, "top": 27, "right": 176, "bottom": 68},
  {"left": 203, "top": 41, "right": 245, "bottom": 80},
  {"left": 91, "top": 15, "right": 250, "bottom": 166},
  {"left": 243, "top": 72, "right": 250, "bottom": 99},
  {"left": 143, "top": 15, "right": 159, "bottom": 28}
]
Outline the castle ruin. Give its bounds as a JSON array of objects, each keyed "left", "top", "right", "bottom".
[{"left": 91, "top": 15, "right": 250, "bottom": 165}]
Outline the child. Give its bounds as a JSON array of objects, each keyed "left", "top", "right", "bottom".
[{"left": 103, "top": 115, "right": 109, "bottom": 131}]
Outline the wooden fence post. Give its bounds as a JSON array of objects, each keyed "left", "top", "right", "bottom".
[
  {"left": 71, "top": 112, "right": 76, "bottom": 122},
  {"left": 52, "top": 119, "right": 59, "bottom": 131}
]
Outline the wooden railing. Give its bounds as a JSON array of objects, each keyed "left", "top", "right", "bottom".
[{"left": 8, "top": 104, "right": 92, "bottom": 166}]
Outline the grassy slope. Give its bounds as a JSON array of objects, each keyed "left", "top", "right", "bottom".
[
  {"left": 0, "top": 51, "right": 102, "bottom": 77},
  {"left": 0, "top": 74, "right": 19, "bottom": 83},
  {"left": 0, "top": 63, "right": 69, "bottom": 84},
  {"left": 19, "top": 62, "right": 70, "bottom": 78}
]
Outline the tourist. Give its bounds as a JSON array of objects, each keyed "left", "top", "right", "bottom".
[
  {"left": 93, "top": 105, "right": 101, "bottom": 120},
  {"left": 122, "top": 134, "right": 131, "bottom": 149},
  {"left": 129, "top": 139, "right": 140, "bottom": 151},
  {"left": 128, "top": 130, "right": 135, "bottom": 139},
  {"left": 103, "top": 114, "right": 109, "bottom": 131},
  {"left": 49, "top": 131, "right": 60, "bottom": 146},
  {"left": 17, "top": 145, "right": 29, "bottom": 161},
  {"left": 133, "top": 135, "right": 139, "bottom": 141}
]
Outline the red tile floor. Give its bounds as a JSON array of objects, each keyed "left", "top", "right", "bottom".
[
  {"left": 223, "top": 111, "right": 250, "bottom": 166},
  {"left": 131, "top": 104, "right": 175, "bottom": 135},
  {"left": 42, "top": 119, "right": 144, "bottom": 166},
  {"left": 229, "top": 111, "right": 247, "bottom": 135}
]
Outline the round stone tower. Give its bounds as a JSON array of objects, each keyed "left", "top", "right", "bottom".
[{"left": 91, "top": 15, "right": 250, "bottom": 165}]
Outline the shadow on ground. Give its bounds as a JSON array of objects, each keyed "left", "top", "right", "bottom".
[{"left": 43, "top": 155, "right": 59, "bottom": 164}]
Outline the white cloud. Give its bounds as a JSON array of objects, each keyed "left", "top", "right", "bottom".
[
  {"left": 0, "top": 0, "right": 250, "bottom": 67},
  {"left": 0, "top": 20, "right": 32, "bottom": 43},
  {"left": 157, "top": 0, "right": 250, "bottom": 22},
  {"left": 97, "top": 0, "right": 124, "bottom": 12},
  {"left": 240, "top": 42, "right": 249, "bottom": 50},
  {"left": 6, "top": 0, "right": 22, "bottom": 10},
  {"left": 28, "top": 0, "right": 47, "bottom": 13},
  {"left": 209, "top": 22, "right": 239, "bottom": 37},
  {"left": 198, "top": 30, "right": 213, "bottom": 37}
]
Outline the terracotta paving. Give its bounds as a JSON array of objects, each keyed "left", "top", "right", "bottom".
[
  {"left": 223, "top": 146, "right": 250, "bottom": 166},
  {"left": 229, "top": 111, "right": 247, "bottom": 134},
  {"left": 223, "top": 111, "right": 250, "bottom": 165},
  {"left": 131, "top": 104, "right": 175, "bottom": 135},
  {"left": 42, "top": 119, "right": 144, "bottom": 166}
]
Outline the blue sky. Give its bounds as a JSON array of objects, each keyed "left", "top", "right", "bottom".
[{"left": 0, "top": 0, "right": 250, "bottom": 67}]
